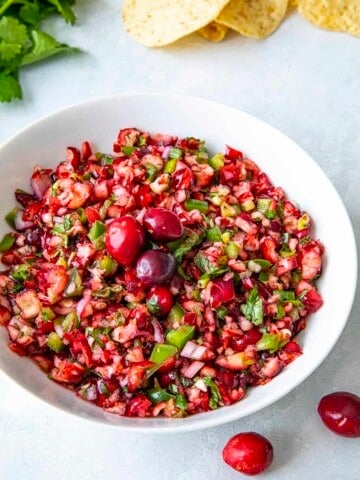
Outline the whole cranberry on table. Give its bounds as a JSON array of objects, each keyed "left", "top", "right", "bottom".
[
  {"left": 318, "top": 391, "right": 360, "bottom": 438},
  {"left": 222, "top": 432, "right": 274, "bottom": 476}
]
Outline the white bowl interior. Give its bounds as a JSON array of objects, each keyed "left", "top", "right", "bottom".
[{"left": 0, "top": 94, "right": 357, "bottom": 433}]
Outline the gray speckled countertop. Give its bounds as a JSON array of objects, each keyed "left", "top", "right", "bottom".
[{"left": 0, "top": 1, "right": 359, "bottom": 479}]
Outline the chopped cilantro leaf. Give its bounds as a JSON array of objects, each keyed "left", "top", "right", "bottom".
[
  {"left": 173, "top": 231, "right": 205, "bottom": 263},
  {"left": 0, "top": 16, "right": 29, "bottom": 47},
  {"left": 0, "top": 4, "right": 77, "bottom": 103},
  {"left": 21, "top": 30, "right": 78, "bottom": 67},
  {"left": 0, "top": 72, "right": 22, "bottom": 101},
  {"left": 241, "top": 286, "right": 263, "bottom": 326},
  {"left": 194, "top": 254, "right": 229, "bottom": 277}
]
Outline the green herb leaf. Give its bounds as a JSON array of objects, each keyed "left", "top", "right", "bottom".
[
  {"left": 204, "top": 376, "right": 222, "bottom": 409},
  {"left": 241, "top": 286, "right": 263, "bottom": 326},
  {"left": 11, "top": 263, "right": 31, "bottom": 282},
  {"left": 0, "top": 42, "right": 22, "bottom": 61},
  {"left": 173, "top": 231, "right": 205, "bottom": 263},
  {"left": 21, "top": 30, "right": 78, "bottom": 66},
  {"left": 194, "top": 253, "right": 229, "bottom": 277},
  {"left": 19, "top": 3, "right": 41, "bottom": 26},
  {"left": 0, "top": 73, "right": 22, "bottom": 102},
  {"left": 0, "top": 232, "right": 15, "bottom": 252},
  {"left": 276, "top": 303, "right": 285, "bottom": 319},
  {"left": 46, "top": 0, "right": 76, "bottom": 24},
  {"left": 147, "top": 388, "right": 174, "bottom": 405},
  {"left": 256, "top": 332, "right": 281, "bottom": 354},
  {"left": 274, "top": 290, "right": 296, "bottom": 302},
  {"left": 175, "top": 394, "right": 188, "bottom": 410},
  {"left": 0, "top": 16, "right": 29, "bottom": 47}
]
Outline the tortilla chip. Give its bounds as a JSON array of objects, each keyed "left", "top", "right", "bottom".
[
  {"left": 122, "top": 0, "right": 230, "bottom": 47},
  {"left": 199, "top": 22, "right": 229, "bottom": 42},
  {"left": 298, "top": 0, "right": 360, "bottom": 36},
  {"left": 217, "top": 0, "right": 289, "bottom": 39}
]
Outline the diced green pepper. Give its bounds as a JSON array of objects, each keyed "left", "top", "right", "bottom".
[
  {"left": 99, "top": 198, "right": 114, "bottom": 220},
  {"left": 88, "top": 220, "right": 106, "bottom": 242},
  {"left": 147, "top": 388, "right": 174, "bottom": 404},
  {"left": 137, "top": 136, "right": 147, "bottom": 147},
  {"left": 280, "top": 247, "right": 296, "bottom": 258},
  {"left": 257, "top": 198, "right": 276, "bottom": 219},
  {"left": 62, "top": 311, "right": 80, "bottom": 332},
  {"left": 5, "top": 207, "right": 18, "bottom": 229},
  {"left": 206, "top": 226, "right": 222, "bottom": 242},
  {"left": 257, "top": 198, "right": 272, "bottom": 214},
  {"left": 93, "top": 285, "right": 123, "bottom": 299},
  {"left": 0, "top": 233, "right": 15, "bottom": 252},
  {"left": 41, "top": 307, "right": 55, "bottom": 322},
  {"left": 226, "top": 242, "right": 239, "bottom": 259},
  {"left": 241, "top": 199, "right": 256, "bottom": 212},
  {"left": 297, "top": 213, "right": 310, "bottom": 230},
  {"left": 150, "top": 343, "right": 178, "bottom": 364},
  {"left": 196, "top": 146, "right": 208, "bottom": 164},
  {"left": 216, "top": 306, "right": 228, "bottom": 319},
  {"left": 121, "top": 146, "right": 136, "bottom": 156},
  {"left": 164, "top": 158, "right": 177, "bottom": 173},
  {"left": 221, "top": 231, "right": 232, "bottom": 243},
  {"left": 97, "top": 255, "right": 118, "bottom": 276},
  {"left": 64, "top": 269, "right": 83, "bottom": 297},
  {"left": 221, "top": 203, "right": 238, "bottom": 218},
  {"left": 209, "top": 153, "right": 225, "bottom": 170},
  {"left": 47, "top": 332, "right": 64, "bottom": 353},
  {"left": 184, "top": 199, "right": 209, "bottom": 214},
  {"left": 166, "top": 325, "right": 195, "bottom": 350},
  {"left": 76, "top": 208, "right": 88, "bottom": 224},
  {"left": 168, "top": 303, "right": 185, "bottom": 324}
]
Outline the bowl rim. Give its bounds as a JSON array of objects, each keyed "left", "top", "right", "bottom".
[{"left": 0, "top": 93, "right": 357, "bottom": 433}]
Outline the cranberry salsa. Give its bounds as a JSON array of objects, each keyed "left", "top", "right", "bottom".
[{"left": 0, "top": 128, "right": 324, "bottom": 418}]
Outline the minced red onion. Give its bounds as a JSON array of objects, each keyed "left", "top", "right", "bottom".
[
  {"left": 151, "top": 318, "right": 164, "bottom": 344},
  {"left": 183, "top": 360, "right": 205, "bottom": 379},
  {"left": 30, "top": 173, "right": 51, "bottom": 200},
  {"left": 14, "top": 210, "right": 33, "bottom": 231},
  {"left": 180, "top": 341, "right": 207, "bottom": 360}
]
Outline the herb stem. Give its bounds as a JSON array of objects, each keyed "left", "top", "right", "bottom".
[{"left": 0, "top": 0, "right": 25, "bottom": 16}]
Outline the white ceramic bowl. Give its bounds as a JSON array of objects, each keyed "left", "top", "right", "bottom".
[{"left": 0, "top": 94, "right": 357, "bottom": 433}]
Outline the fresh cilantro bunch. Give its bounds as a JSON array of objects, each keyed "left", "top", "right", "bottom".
[{"left": 0, "top": 0, "right": 78, "bottom": 103}]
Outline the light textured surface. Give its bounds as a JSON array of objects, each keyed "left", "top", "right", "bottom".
[{"left": 0, "top": 0, "right": 359, "bottom": 479}]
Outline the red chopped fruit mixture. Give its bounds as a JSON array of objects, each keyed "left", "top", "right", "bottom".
[{"left": 0, "top": 128, "right": 324, "bottom": 418}]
